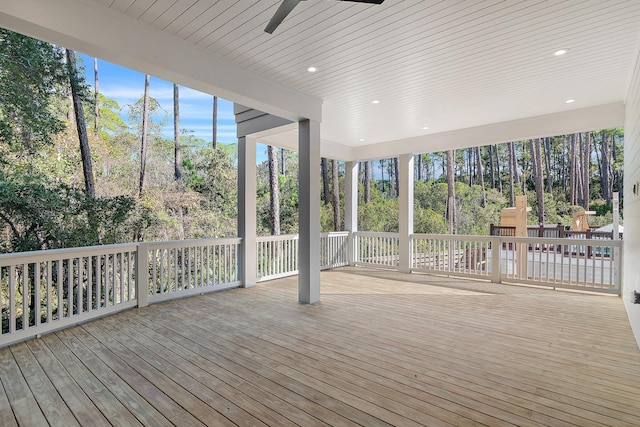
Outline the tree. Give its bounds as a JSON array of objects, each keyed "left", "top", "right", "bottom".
[
  {"left": 0, "top": 29, "right": 67, "bottom": 150},
  {"left": 94, "top": 58, "right": 99, "bottom": 137},
  {"left": 582, "top": 132, "right": 591, "bottom": 210},
  {"left": 138, "top": 74, "right": 151, "bottom": 198},
  {"left": 212, "top": 95, "right": 218, "bottom": 149},
  {"left": 363, "top": 161, "right": 371, "bottom": 203},
  {"left": 66, "top": 49, "right": 95, "bottom": 199},
  {"left": 332, "top": 159, "right": 340, "bottom": 231},
  {"left": 508, "top": 141, "right": 516, "bottom": 206},
  {"left": 446, "top": 149, "right": 456, "bottom": 233},
  {"left": 569, "top": 134, "right": 582, "bottom": 205},
  {"left": 393, "top": 157, "right": 399, "bottom": 198},
  {"left": 488, "top": 145, "right": 496, "bottom": 189},
  {"left": 268, "top": 145, "right": 280, "bottom": 235},
  {"left": 530, "top": 138, "right": 545, "bottom": 224},
  {"left": 475, "top": 146, "right": 486, "bottom": 207},
  {"left": 280, "top": 148, "right": 286, "bottom": 175},
  {"left": 543, "top": 137, "right": 553, "bottom": 193},
  {"left": 173, "top": 83, "right": 181, "bottom": 181},
  {"left": 321, "top": 157, "right": 330, "bottom": 204}
]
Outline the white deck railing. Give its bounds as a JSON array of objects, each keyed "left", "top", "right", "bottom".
[
  {"left": 0, "top": 231, "right": 623, "bottom": 347},
  {"left": 353, "top": 231, "right": 400, "bottom": 268},
  {"left": 0, "top": 243, "right": 139, "bottom": 347},
  {"left": 144, "top": 238, "right": 241, "bottom": 304},
  {"left": 256, "top": 234, "right": 299, "bottom": 281},
  {"left": 412, "top": 234, "right": 494, "bottom": 278},
  {"left": 256, "top": 232, "right": 350, "bottom": 282},
  {"left": 411, "top": 234, "right": 622, "bottom": 294},
  {"left": 320, "top": 231, "right": 350, "bottom": 270},
  {"left": 0, "top": 239, "right": 241, "bottom": 347}
]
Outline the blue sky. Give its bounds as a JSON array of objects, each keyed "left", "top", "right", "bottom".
[{"left": 78, "top": 53, "right": 271, "bottom": 163}]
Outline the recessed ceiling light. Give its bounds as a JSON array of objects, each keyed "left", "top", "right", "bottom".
[
  {"left": 359, "top": 138, "right": 365, "bottom": 142},
  {"left": 554, "top": 48, "right": 569, "bottom": 56},
  {"left": 372, "top": 100, "right": 380, "bottom": 104},
  {"left": 307, "top": 66, "right": 317, "bottom": 73},
  {"left": 422, "top": 126, "right": 430, "bottom": 130},
  {"left": 566, "top": 99, "right": 576, "bottom": 104}
]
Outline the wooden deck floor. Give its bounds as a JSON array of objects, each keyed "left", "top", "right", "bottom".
[{"left": 2, "top": 267, "right": 640, "bottom": 426}]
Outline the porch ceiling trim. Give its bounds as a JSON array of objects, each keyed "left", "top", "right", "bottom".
[
  {"left": 0, "top": 0, "right": 322, "bottom": 123},
  {"left": 250, "top": 102, "right": 624, "bottom": 161}
]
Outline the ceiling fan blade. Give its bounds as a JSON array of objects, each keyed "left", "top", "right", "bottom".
[
  {"left": 340, "top": 0, "right": 385, "bottom": 4},
  {"left": 265, "top": 0, "right": 303, "bottom": 34}
]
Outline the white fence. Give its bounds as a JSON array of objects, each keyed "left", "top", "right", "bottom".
[
  {"left": 0, "top": 243, "right": 139, "bottom": 347},
  {"left": 145, "top": 238, "right": 241, "bottom": 304},
  {"left": 256, "top": 232, "right": 350, "bottom": 282},
  {"left": 412, "top": 234, "right": 494, "bottom": 278},
  {"left": 348, "top": 231, "right": 622, "bottom": 293},
  {"left": 353, "top": 232, "right": 400, "bottom": 268},
  {"left": 1, "top": 239, "right": 241, "bottom": 347},
  {"left": 256, "top": 234, "right": 299, "bottom": 281},
  {"left": 0, "top": 231, "right": 623, "bottom": 347},
  {"left": 320, "top": 231, "right": 350, "bottom": 270},
  {"left": 411, "top": 234, "right": 622, "bottom": 294}
]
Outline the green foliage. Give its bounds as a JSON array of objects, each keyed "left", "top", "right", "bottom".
[
  {"left": 0, "top": 180, "right": 139, "bottom": 253},
  {"left": 84, "top": 93, "right": 127, "bottom": 139},
  {"left": 0, "top": 29, "right": 68, "bottom": 150}
]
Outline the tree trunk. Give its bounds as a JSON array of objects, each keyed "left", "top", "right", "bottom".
[
  {"left": 543, "top": 137, "right": 553, "bottom": 193},
  {"left": 446, "top": 150, "right": 456, "bottom": 233},
  {"left": 416, "top": 154, "right": 422, "bottom": 181},
  {"left": 332, "top": 159, "right": 340, "bottom": 231},
  {"left": 364, "top": 161, "right": 371, "bottom": 203},
  {"left": 582, "top": 132, "right": 591, "bottom": 210},
  {"left": 394, "top": 157, "right": 399, "bottom": 198},
  {"left": 475, "top": 146, "right": 486, "bottom": 207},
  {"left": 66, "top": 49, "right": 95, "bottom": 199},
  {"left": 495, "top": 145, "right": 503, "bottom": 193},
  {"left": 612, "top": 133, "right": 620, "bottom": 195},
  {"left": 280, "top": 148, "right": 286, "bottom": 175},
  {"left": 212, "top": 95, "right": 218, "bottom": 149},
  {"left": 93, "top": 57, "right": 99, "bottom": 137},
  {"left": 508, "top": 141, "right": 516, "bottom": 206},
  {"left": 531, "top": 139, "right": 545, "bottom": 224},
  {"left": 570, "top": 134, "right": 578, "bottom": 205},
  {"left": 600, "top": 130, "right": 611, "bottom": 205},
  {"left": 321, "top": 157, "right": 330, "bottom": 204},
  {"left": 467, "top": 148, "right": 474, "bottom": 187},
  {"left": 380, "top": 159, "right": 385, "bottom": 195},
  {"left": 138, "top": 74, "right": 150, "bottom": 198},
  {"left": 173, "top": 83, "right": 181, "bottom": 181},
  {"left": 488, "top": 145, "right": 496, "bottom": 189},
  {"left": 62, "top": 54, "right": 74, "bottom": 123},
  {"left": 268, "top": 145, "right": 280, "bottom": 235}
]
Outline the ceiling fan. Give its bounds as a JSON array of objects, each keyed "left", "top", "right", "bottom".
[{"left": 265, "top": 0, "right": 385, "bottom": 34}]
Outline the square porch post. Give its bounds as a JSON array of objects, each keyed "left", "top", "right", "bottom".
[
  {"left": 238, "top": 135, "right": 257, "bottom": 288},
  {"left": 399, "top": 153, "right": 414, "bottom": 273},
  {"left": 298, "top": 119, "right": 321, "bottom": 303},
  {"left": 345, "top": 161, "right": 359, "bottom": 265}
]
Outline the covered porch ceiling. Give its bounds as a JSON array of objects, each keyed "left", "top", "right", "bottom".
[{"left": 0, "top": 0, "right": 638, "bottom": 159}]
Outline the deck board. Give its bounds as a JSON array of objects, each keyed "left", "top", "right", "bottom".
[{"left": 1, "top": 267, "right": 640, "bottom": 426}]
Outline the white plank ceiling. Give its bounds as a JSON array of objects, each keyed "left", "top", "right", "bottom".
[{"left": 33, "top": 1, "right": 640, "bottom": 151}]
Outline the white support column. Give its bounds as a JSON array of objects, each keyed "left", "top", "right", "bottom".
[
  {"left": 399, "top": 154, "right": 414, "bottom": 273},
  {"left": 238, "top": 135, "right": 257, "bottom": 288},
  {"left": 344, "top": 161, "right": 359, "bottom": 265},
  {"left": 298, "top": 119, "right": 321, "bottom": 303}
]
